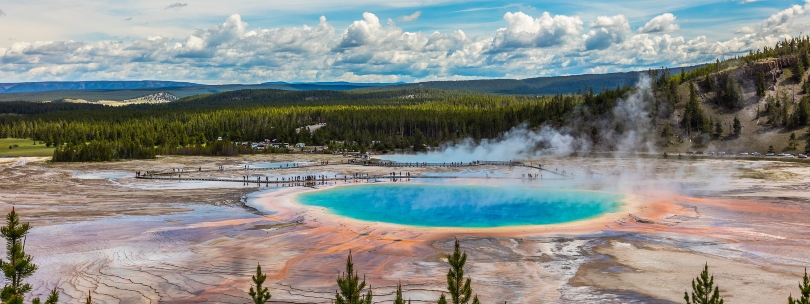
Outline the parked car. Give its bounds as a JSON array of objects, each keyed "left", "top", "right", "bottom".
[
  {"left": 740, "top": 152, "right": 748, "bottom": 156},
  {"left": 752, "top": 152, "right": 761, "bottom": 156},
  {"left": 718, "top": 152, "right": 726, "bottom": 156},
  {"left": 799, "top": 154, "right": 807, "bottom": 158},
  {"left": 766, "top": 153, "right": 775, "bottom": 156},
  {"left": 785, "top": 154, "right": 796, "bottom": 158},
  {"left": 707, "top": 152, "right": 715, "bottom": 156}
]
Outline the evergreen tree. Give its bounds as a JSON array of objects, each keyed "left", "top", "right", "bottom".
[
  {"left": 702, "top": 117, "right": 713, "bottom": 135},
  {"left": 796, "top": 98, "right": 810, "bottom": 127},
  {"left": 0, "top": 208, "right": 59, "bottom": 304},
  {"left": 803, "top": 52, "right": 810, "bottom": 70},
  {"left": 733, "top": 116, "right": 742, "bottom": 136},
  {"left": 394, "top": 282, "right": 411, "bottom": 304},
  {"left": 714, "top": 121, "right": 723, "bottom": 139},
  {"left": 794, "top": 57, "right": 806, "bottom": 82},
  {"left": 684, "top": 263, "right": 724, "bottom": 304},
  {"left": 716, "top": 73, "right": 742, "bottom": 109},
  {"left": 441, "top": 239, "right": 480, "bottom": 304},
  {"left": 805, "top": 129, "right": 810, "bottom": 154},
  {"left": 249, "top": 263, "right": 272, "bottom": 304},
  {"left": 790, "top": 132, "right": 798, "bottom": 150},
  {"left": 805, "top": 75, "right": 810, "bottom": 94},
  {"left": 705, "top": 75, "right": 714, "bottom": 91},
  {"left": 803, "top": 52, "right": 810, "bottom": 69},
  {"left": 30, "top": 291, "right": 58, "bottom": 304},
  {"left": 336, "top": 251, "right": 372, "bottom": 304},
  {"left": 783, "top": 99, "right": 792, "bottom": 127},
  {"left": 412, "top": 129, "right": 426, "bottom": 152},
  {"left": 661, "top": 124, "right": 672, "bottom": 145},
  {"left": 769, "top": 145, "right": 776, "bottom": 154},
  {"left": 789, "top": 268, "right": 810, "bottom": 304},
  {"left": 756, "top": 70, "right": 767, "bottom": 97},
  {"left": 683, "top": 84, "right": 708, "bottom": 136}
]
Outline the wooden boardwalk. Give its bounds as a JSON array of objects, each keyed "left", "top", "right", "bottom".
[
  {"left": 133, "top": 174, "right": 494, "bottom": 184},
  {"left": 135, "top": 159, "right": 573, "bottom": 184},
  {"left": 147, "top": 163, "right": 327, "bottom": 176},
  {"left": 365, "top": 160, "right": 518, "bottom": 167},
  {"left": 148, "top": 160, "right": 524, "bottom": 176}
]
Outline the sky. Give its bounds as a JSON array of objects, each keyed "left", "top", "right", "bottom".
[{"left": 1, "top": 0, "right": 810, "bottom": 84}]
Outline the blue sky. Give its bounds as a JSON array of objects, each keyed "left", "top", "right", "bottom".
[{"left": 0, "top": 0, "right": 809, "bottom": 83}]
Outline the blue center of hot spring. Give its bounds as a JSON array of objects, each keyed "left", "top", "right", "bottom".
[{"left": 296, "top": 184, "right": 622, "bottom": 228}]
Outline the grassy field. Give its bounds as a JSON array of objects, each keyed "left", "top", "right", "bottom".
[{"left": 0, "top": 138, "right": 54, "bottom": 157}]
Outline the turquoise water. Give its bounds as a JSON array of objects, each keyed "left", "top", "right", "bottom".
[{"left": 296, "top": 184, "right": 623, "bottom": 228}]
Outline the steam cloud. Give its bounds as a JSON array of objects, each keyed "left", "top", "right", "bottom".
[
  {"left": 373, "top": 75, "right": 733, "bottom": 204},
  {"left": 381, "top": 76, "right": 656, "bottom": 163}
]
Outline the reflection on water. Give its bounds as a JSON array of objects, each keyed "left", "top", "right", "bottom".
[
  {"left": 73, "top": 171, "right": 132, "bottom": 180},
  {"left": 297, "top": 184, "right": 622, "bottom": 227}
]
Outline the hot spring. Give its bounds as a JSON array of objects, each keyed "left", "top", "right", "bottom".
[{"left": 296, "top": 184, "right": 623, "bottom": 228}]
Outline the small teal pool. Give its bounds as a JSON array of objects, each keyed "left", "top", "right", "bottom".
[{"left": 296, "top": 184, "right": 623, "bottom": 228}]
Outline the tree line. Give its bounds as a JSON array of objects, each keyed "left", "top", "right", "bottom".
[{"left": 0, "top": 89, "right": 585, "bottom": 161}]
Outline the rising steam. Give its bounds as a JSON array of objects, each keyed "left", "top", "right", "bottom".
[{"left": 380, "top": 76, "right": 657, "bottom": 163}]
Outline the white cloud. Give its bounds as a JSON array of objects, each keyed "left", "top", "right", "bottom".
[
  {"left": 2, "top": 2, "right": 810, "bottom": 84},
  {"left": 584, "top": 15, "right": 630, "bottom": 50},
  {"left": 736, "top": 26, "right": 755, "bottom": 34},
  {"left": 638, "top": 13, "right": 680, "bottom": 33},
  {"left": 493, "top": 11, "right": 583, "bottom": 49},
  {"left": 165, "top": 3, "right": 187, "bottom": 10},
  {"left": 590, "top": 15, "right": 629, "bottom": 29},
  {"left": 0, "top": 9, "right": 5, "bottom": 17},
  {"left": 762, "top": 4, "right": 805, "bottom": 30},
  {"left": 739, "top": 0, "right": 761, "bottom": 3},
  {"left": 398, "top": 11, "right": 421, "bottom": 22},
  {"left": 734, "top": 3, "right": 809, "bottom": 38},
  {"left": 336, "top": 12, "right": 390, "bottom": 49}
]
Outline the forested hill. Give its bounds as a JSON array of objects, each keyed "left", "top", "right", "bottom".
[
  {"left": 0, "top": 86, "right": 585, "bottom": 161},
  {"left": 372, "top": 66, "right": 705, "bottom": 95},
  {"left": 0, "top": 82, "right": 403, "bottom": 102},
  {"left": 261, "top": 82, "right": 400, "bottom": 91},
  {"left": 0, "top": 81, "right": 199, "bottom": 93},
  {"left": 0, "top": 66, "right": 704, "bottom": 101},
  {"left": 170, "top": 88, "right": 475, "bottom": 107}
]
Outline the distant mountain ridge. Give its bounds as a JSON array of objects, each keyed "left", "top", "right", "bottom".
[
  {"left": 0, "top": 81, "right": 199, "bottom": 93},
  {"left": 374, "top": 66, "right": 706, "bottom": 95},
  {"left": 260, "top": 81, "right": 403, "bottom": 91},
  {"left": 0, "top": 65, "right": 707, "bottom": 101}
]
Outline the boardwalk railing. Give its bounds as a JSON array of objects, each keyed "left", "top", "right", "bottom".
[
  {"left": 362, "top": 160, "right": 520, "bottom": 167},
  {"left": 147, "top": 163, "right": 325, "bottom": 176},
  {"left": 135, "top": 159, "right": 574, "bottom": 180},
  {"left": 134, "top": 174, "right": 464, "bottom": 185}
]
